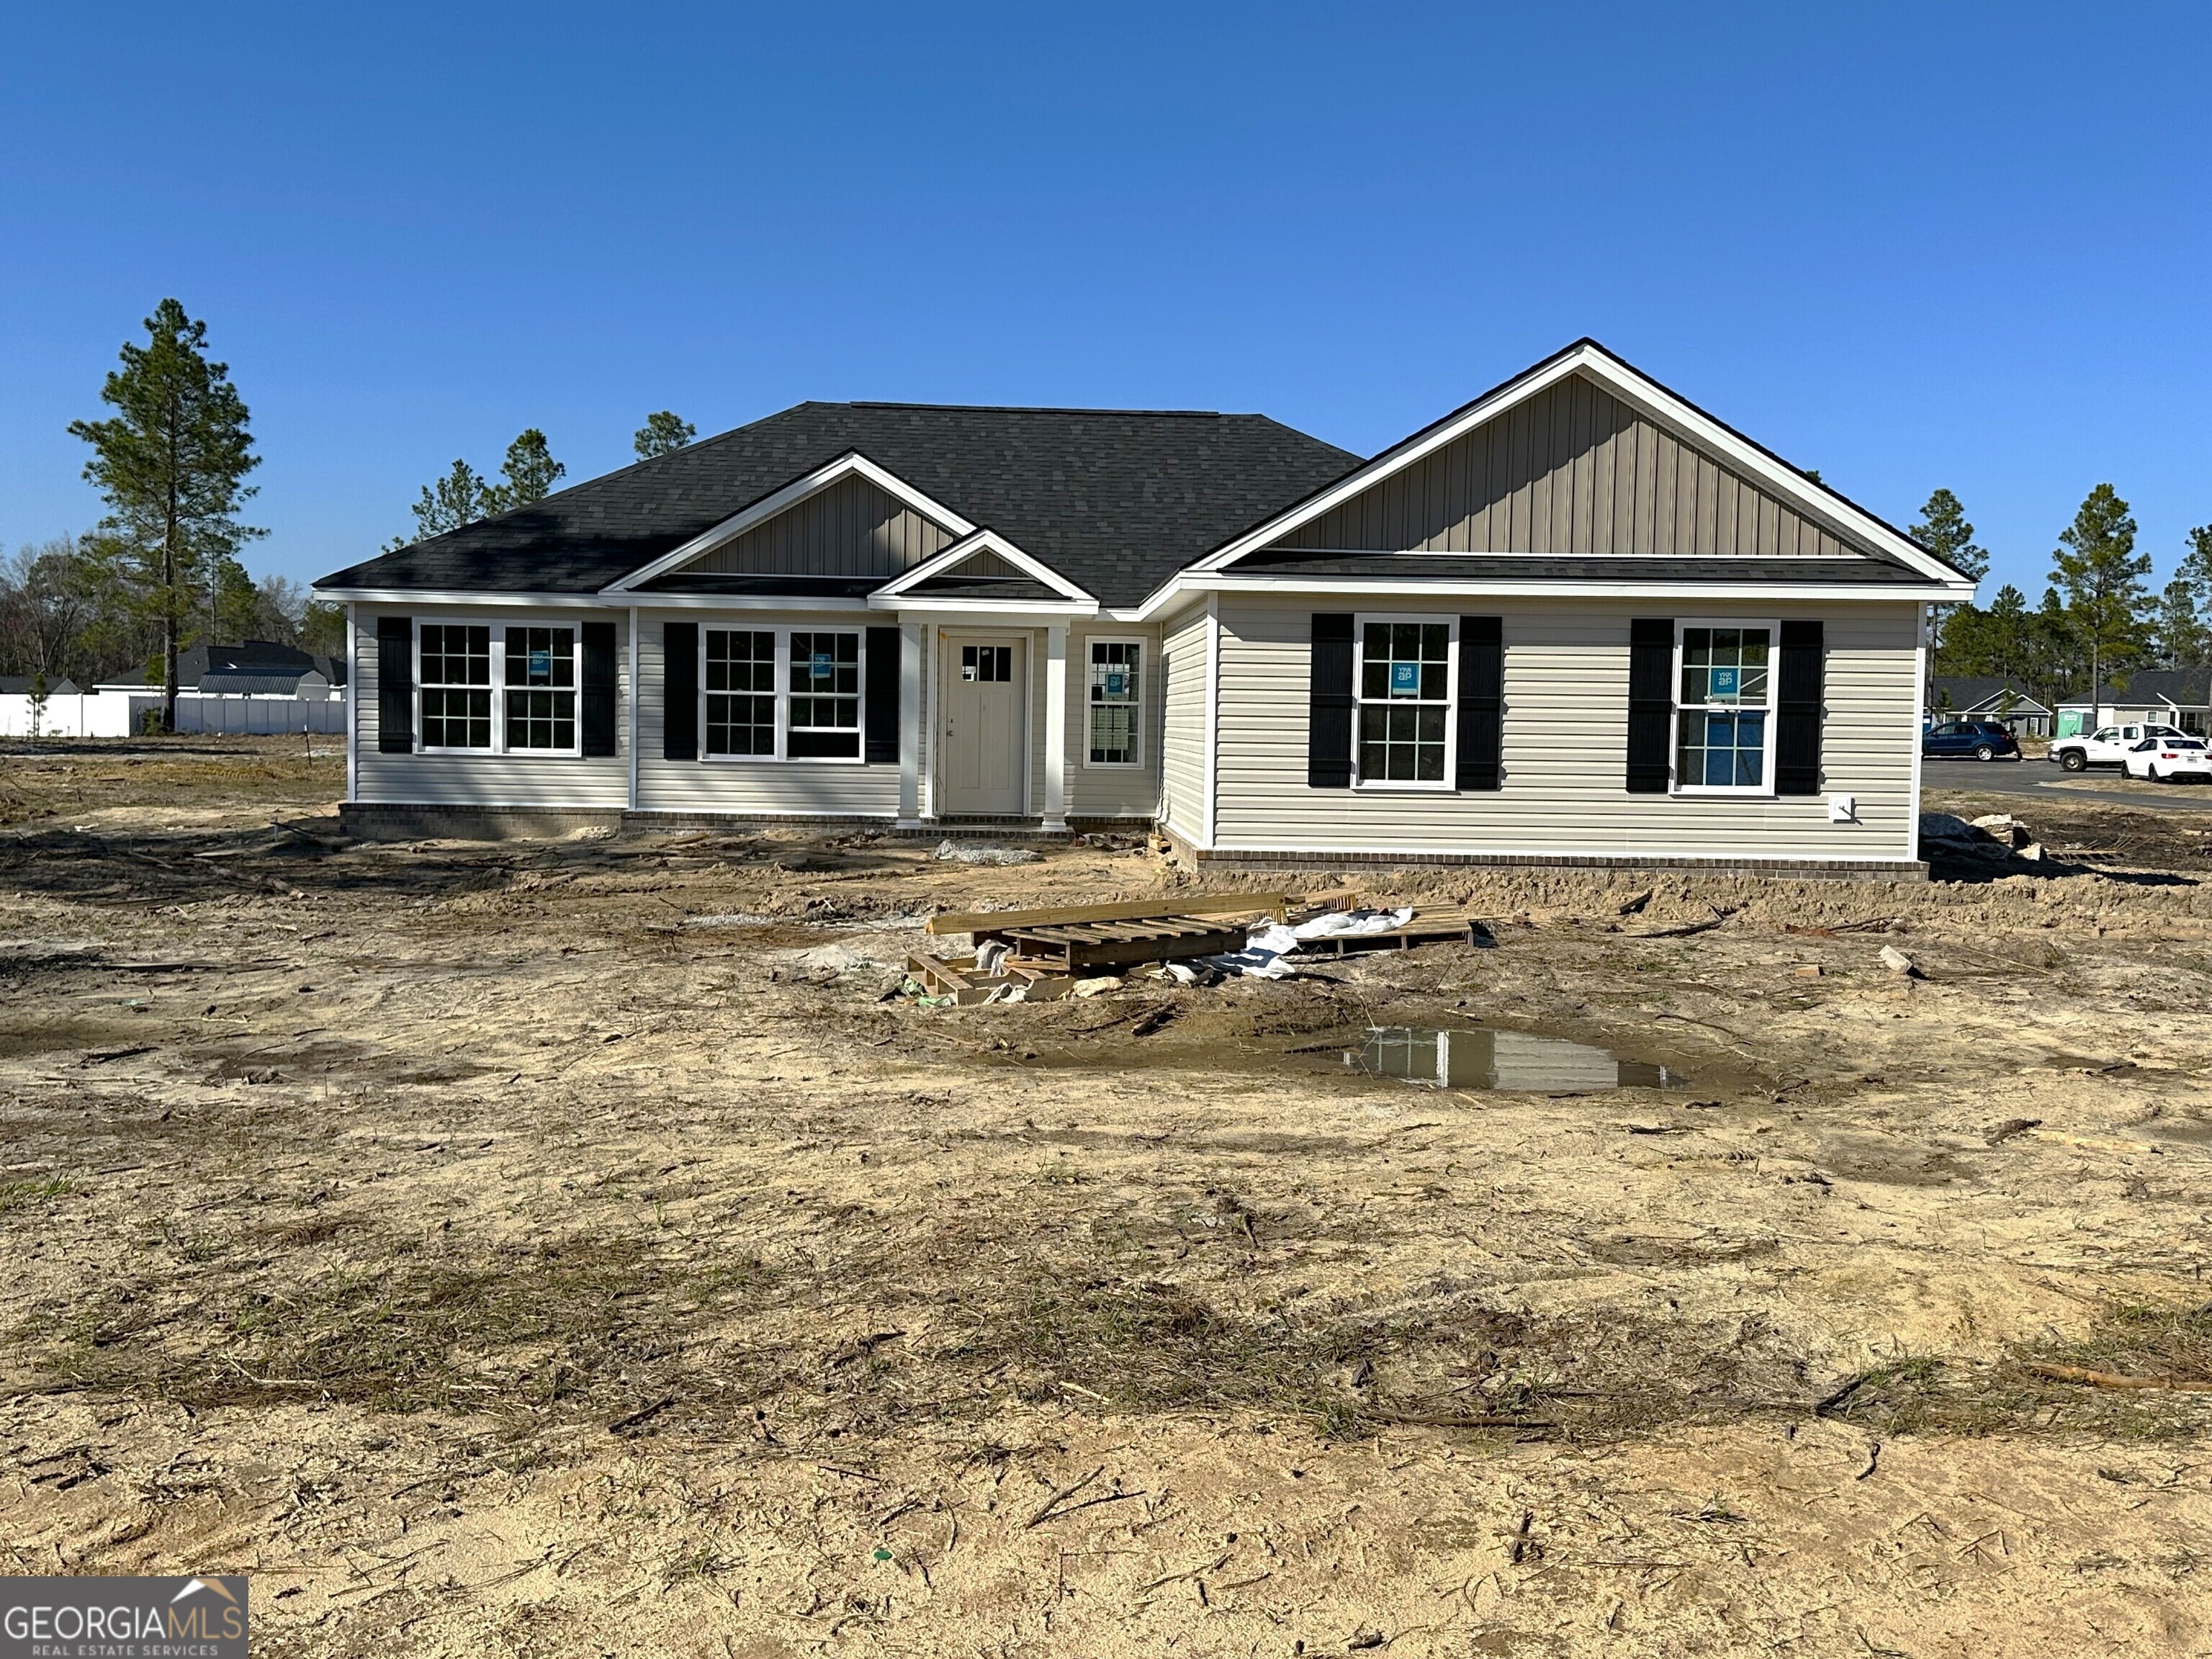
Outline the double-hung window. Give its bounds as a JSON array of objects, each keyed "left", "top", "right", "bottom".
[
  {"left": 419, "top": 624, "right": 492, "bottom": 750},
  {"left": 1086, "top": 639, "right": 1143, "bottom": 765},
  {"left": 1354, "top": 619, "right": 1455, "bottom": 787},
  {"left": 1675, "top": 623, "right": 1773, "bottom": 791},
  {"left": 699, "top": 628, "right": 864, "bottom": 761},
  {"left": 504, "top": 626, "right": 576, "bottom": 751},
  {"left": 704, "top": 630, "right": 776, "bottom": 757}
]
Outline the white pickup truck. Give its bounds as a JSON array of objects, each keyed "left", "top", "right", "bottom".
[{"left": 2049, "top": 722, "right": 2188, "bottom": 771}]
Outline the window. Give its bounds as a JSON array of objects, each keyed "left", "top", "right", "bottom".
[
  {"left": 504, "top": 626, "right": 576, "bottom": 751},
  {"left": 1087, "top": 639, "right": 1142, "bottom": 765},
  {"left": 418, "top": 624, "right": 492, "bottom": 750},
  {"left": 1675, "top": 624, "right": 1773, "bottom": 791},
  {"left": 961, "top": 644, "right": 1012, "bottom": 682},
  {"left": 705, "top": 629, "right": 775, "bottom": 757},
  {"left": 787, "top": 630, "right": 861, "bottom": 758},
  {"left": 700, "top": 628, "right": 865, "bottom": 762},
  {"left": 1354, "top": 619, "right": 1454, "bottom": 786}
]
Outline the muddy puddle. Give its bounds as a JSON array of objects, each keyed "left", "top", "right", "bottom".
[{"left": 1321, "top": 1025, "right": 1688, "bottom": 1091}]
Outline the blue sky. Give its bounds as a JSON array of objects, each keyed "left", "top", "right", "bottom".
[{"left": 2, "top": 3, "right": 2207, "bottom": 598}]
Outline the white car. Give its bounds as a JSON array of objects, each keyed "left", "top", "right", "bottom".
[
  {"left": 2051, "top": 722, "right": 2190, "bottom": 771},
  {"left": 2121, "top": 736, "right": 2212, "bottom": 783}
]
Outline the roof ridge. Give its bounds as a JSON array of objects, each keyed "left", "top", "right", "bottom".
[{"left": 840, "top": 400, "right": 1226, "bottom": 418}]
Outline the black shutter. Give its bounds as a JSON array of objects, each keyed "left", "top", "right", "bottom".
[
  {"left": 580, "top": 621, "right": 618, "bottom": 757},
  {"left": 1775, "top": 619, "right": 1824, "bottom": 796},
  {"left": 377, "top": 616, "right": 414, "bottom": 754},
  {"left": 1455, "top": 615, "right": 1503, "bottom": 791},
  {"left": 1307, "top": 613, "right": 1354, "bottom": 788},
  {"left": 864, "top": 626, "right": 900, "bottom": 764},
  {"left": 663, "top": 621, "right": 697, "bottom": 761},
  {"left": 1625, "top": 617, "right": 1674, "bottom": 793}
]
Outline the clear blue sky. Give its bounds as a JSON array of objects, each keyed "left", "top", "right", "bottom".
[{"left": 3, "top": 4, "right": 2206, "bottom": 599}]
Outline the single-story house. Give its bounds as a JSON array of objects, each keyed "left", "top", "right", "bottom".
[
  {"left": 1928, "top": 676, "right": 2054, "bottom": 738},
  {"left": 0, "top": 675, "right": 82, "bottom": 697},
  {"left": 96, "top": 641, "right": 347, "bottom": 698},
  {"left": 314, "top": 340, "right": 1972, "bottom": 875},
  {"left": 2055, "top": 670, "right": 2212, "bottom": 738}
]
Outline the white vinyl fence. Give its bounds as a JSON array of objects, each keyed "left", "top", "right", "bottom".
[{"left": 0, "top": 691, "right": 346, "bottom": 738}]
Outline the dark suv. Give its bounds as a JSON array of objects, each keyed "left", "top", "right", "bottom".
[{"left": 1923, "top": 719, "right": 2020, "bottom": 761}]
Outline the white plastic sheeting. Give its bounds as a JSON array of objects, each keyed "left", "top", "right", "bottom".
[{"left": 1207, "top": 907, "right": 1416, "bottom": 979}]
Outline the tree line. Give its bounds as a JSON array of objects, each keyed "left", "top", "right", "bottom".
[
  {"left": 0, "top": 298, "right": 696, "bottom": 727},
  {"left": 1927, "top": 483, "right": 2212, "bottom": 709}
]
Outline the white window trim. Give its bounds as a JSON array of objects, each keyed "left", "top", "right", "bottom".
[
  {"left": 1082, "top": 634, "right": 1146, "bottom": 770},
  {"left": 1351, "top": 612, "right": 1459, "bottom": 793},
  {"left": 698, "top": 625, "right": 867, "bottom": 766},
  {"left": 413, "top": 621, "right": 583, "bottom": 758},
  {"left": 1671, "top": 616, "right": 1779, "bottom": 797}
]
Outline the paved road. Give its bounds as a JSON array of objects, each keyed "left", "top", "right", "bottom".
[{"left": 1921, "top": 756, "right": 2212, "bottom": 812}]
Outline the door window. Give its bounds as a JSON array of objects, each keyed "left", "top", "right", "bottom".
[{"left": 961, "top": 645, "right": 1013, "bottom": 683}]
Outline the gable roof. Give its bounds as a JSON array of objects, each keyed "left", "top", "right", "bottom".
[
  {"left": 99, "top": 642, "right": 346, "bottom": 690},
  {"left": 1930, "top": 676, "right": 2051, "bottom": 713},
  {"left": 1192, "top": 340, "right": 1973, "bottom": 593},
  {"left": 2068, "top": 667, "right": 2212, "bottom": 708},
  {"left": 320, "top": 403, "right": 1360, "bottom": 609},
  {"left": 0, "top": 675, "right": 80, "bottom": 696}
]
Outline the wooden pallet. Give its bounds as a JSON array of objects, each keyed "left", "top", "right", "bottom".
[
  {"left": 1287, "top": 906, "right": 1496, "bottom": 955},
  {"left": 925, "top": 893, "right": 1287, "bottom": 936},
  {"left": 975, "top": 915, "right": 1252, "bottom": 974},
  {"left": 905, "top": 951, "right": 1074, "bottom": 1005}
]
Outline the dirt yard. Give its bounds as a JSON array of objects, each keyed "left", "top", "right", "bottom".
[{"left": 4, "top": 737, "right": 2211, "bottom": 1657}]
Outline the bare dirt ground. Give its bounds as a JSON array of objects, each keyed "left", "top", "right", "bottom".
[{"left": 4, "top": 736, "right": 2212, "bottom": 1657}]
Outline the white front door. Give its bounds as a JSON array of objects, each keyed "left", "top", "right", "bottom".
[{"left": 940, "top": 635, "right": 1026, "bottom": 815}]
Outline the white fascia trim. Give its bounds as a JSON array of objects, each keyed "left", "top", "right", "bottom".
[
  {"left": 631, "top": 593, "right": 875, "bottom": 611},
  {"left": 602, "top": 453, "right": 976, "bottom": 594},
  {"left": 875, "top": 526, "right": 1096, "bottom": 604},
  {"left": 1135, "top": 575, "right": 1968, "bottom": 614},
  {"left": 315, "top": 588, "right": 619, "bottom": 608},
  {"left": 1189, "top": 343, "right": 1966, "bottom": 585},
  {"left": 886, "top": 604, "right": 1097, "bottom": 626}
]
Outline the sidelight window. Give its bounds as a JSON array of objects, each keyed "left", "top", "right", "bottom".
[{"left": 1086, "top": 639, "right": 1142, "bottom": 766}]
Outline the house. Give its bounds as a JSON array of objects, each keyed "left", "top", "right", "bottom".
[
  {"left": 1928, "top": 676, "right": 2054, "bottom": 738},
  {"left": 0, "top": 675, "right": 81, "bottom": 696},
  {"left": 96, "top": 640, "right": 347, "bottom": 698},
  {"left": 2054, "top": 670, "right": 2212, "bottom": 737},
  {"left": 314, "top": 341, "right": 1972, "bottom": 875}
]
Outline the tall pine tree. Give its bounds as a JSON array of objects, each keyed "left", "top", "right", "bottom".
[
  {"left": 634, "top": 411, "right": 696, "bottom": 459},
  {"left": 487, "top": 429, "right": 564, "bottom": 510},
  {"left": 68, "top": 300, "right": 263, "bottom": 732},
  {"left": 2050, "top": 485, "right": 2148, "bottom": 708}
]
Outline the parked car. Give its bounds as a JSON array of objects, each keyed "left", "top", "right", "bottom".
[
  {"left": 2121, "top": 736, "right": 2212, "bottom": 783},
  {"left": 1922, "top": 720, "right": 2020, "bottom": 761},
  {"left": 2049, "top": 722, "right": 2189, "bottom": 771}
]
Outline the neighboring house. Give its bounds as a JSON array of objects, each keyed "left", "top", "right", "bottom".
[
  {"left": 0, "top": 675, "right": 101, "bottom": 738},
  {"left": 315, "top": 340, "right": 1972, "bottom": 875},
  {"left": 1928, "top": 676, "right": 2053, "bottom": 738},
  {"left": 96, "top": 640, "right": 347, "bottom": 698},
  {"left": 2054, "top": 670, "right": 2212, "bottom": 738},
  {"left": 0, "top": 675, "right": 82, "bottom": 696}
]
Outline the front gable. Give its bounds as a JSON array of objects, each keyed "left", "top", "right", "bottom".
[{"left": 1267, "top": 369, "right": 1861, "bottom": 560}]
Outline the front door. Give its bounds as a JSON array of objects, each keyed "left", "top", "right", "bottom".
[{"left": 940, "top": 636, "right": 1026, "bottom": 815}]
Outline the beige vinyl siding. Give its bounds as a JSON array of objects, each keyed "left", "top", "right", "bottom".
[
  {"left": 1157, "top": 606, "right": 1210, "bottom": 842},
  {"left": 685, "top": 475, "right": 955, "bottom": 577},
  {"left": 1272, "top": 371, "right": 1858, "bottom": 559},
  {"left": 1065, "top": 623, "right": 1164, "bottom": 819},
  {"left": 1213, "top": 596, "right": 1918, "bottom": 861},
  {"left": 351, "top": 603, "right": 629, "bottom": 808},
  {"left": 635, "top": 609, "right": 902, "bottom": 816}
]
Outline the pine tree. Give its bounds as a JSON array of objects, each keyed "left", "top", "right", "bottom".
[
  {"left": 2049, "top": 484, "right": 2149, "bottom": 709},
  {"left": 1910, "top": 488, "right": 1990, "bottom": 581},
  {"left": 634, "top": 411, "right": 696, "bottom": 459},
  {"left": 487, "top": 429, "right": 564, "bottom": 510},
  {"left": 397, "top": 460, "right": 496, "bottom": 549},
  {"left": 68, "top": 300, "right": 264, "bottom": 732},
  {"left": 2151, "top": 577, "right": 2208, "bottom": 670}
]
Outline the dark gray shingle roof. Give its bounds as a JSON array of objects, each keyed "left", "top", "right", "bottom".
[
  {"left": 1230, "top": 554, "right": 1921, "bottom": 584},
  {"left": 320, "top": 403, "right": 1363, "bottom": 610}
]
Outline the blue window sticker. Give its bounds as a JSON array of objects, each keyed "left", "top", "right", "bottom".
[
  {"left": 811, "top": 652, "right": 833, "bottom": 681},
  {"left": 1711, "top": 665, "right": 1740, "bottom": 698},
  {"left": 1390, "top": 661, "right": 1421, "bottom": 697},
  {"left": 1103, "top": 672, "right": 1127, "bottom": 698},
  {"left": 528, "top": 647, "right": 551, "bottom": 680}
]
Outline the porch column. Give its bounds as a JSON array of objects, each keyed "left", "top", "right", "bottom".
[
  {"left": 898, "top": 620, "right": 922, "bottom": 828},
  {"left": 1043, "top": 624, "right": 1069, "bottom": 832}
]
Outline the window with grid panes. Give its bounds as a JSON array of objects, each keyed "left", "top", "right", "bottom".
[
  {"left": 418, "top": 624, "right": 492, "bottom": 749},
  {"left": 503, "top": 626, "right": 576, "bottom": 750},
  {"left": 704, "top": 629, "right": 776, "bottom": 756},
  {"left": 1675, "top": 626, "right": 1772, "bottom": 789},
  {"left": 1087, "top": 640, "right": 1141, "bottom": 764},
  {"left": 786, "top": 630, "right": 860, "bottom": 757},
  {"left": 1355, "top": 620, "right": 1452, "bottom": 784}
]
